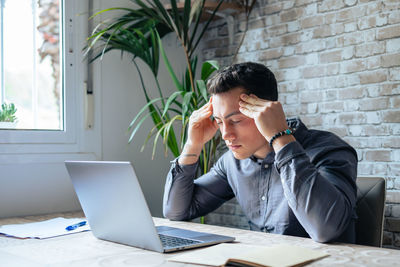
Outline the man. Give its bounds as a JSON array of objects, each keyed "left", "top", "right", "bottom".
[{"left": 163, "top": 62, "right": 358, "bottom": 243}]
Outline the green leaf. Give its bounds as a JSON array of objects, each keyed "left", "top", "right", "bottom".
[
  {"left": 181, "top": 91, "right": 193, "bottom": 123},
  {"left": 150, "top": 0, "right": 179, "bottom": 34},
  {"left": 188, "top": 0, "right": 205, "bottom": 52},
  {"left": 141, "top": 121, "right": 163, "bottom": 152},
  {"left": 152, "top": 123, "right": 169, "bottom": 159},
  {"left": 169, "top": 0, "right": 181, "bottom": 34},
  {"left": 149, "top": 28, "right": 160, "bottom": 76},
  {"left": 190, "top": 0, "right": 224, "bottom": 57},
  {"left": 0, "top": 102, "right": 17, "bottom": 122},
  {"left": 157, "top": 31, "right": 183, "bottom": 91},
  {"left": 89, "top": 7, "right": 138, "bottom": 20},
  {"left": 84, "top": 0, "right": 225, "bottom": 168},
  {"left": 162, "top": 114, "right": 182, "bottom": 153},
  {"left": 189, "top": 0, "right": 203, "bottom": 25},
  {"left": 182, "top": 0, "right": 191, "bottom": 44},
  {"left": 201, "top": 60, "right": 220, "bottom": 80},
  {"left": 128, "top": 111, "right": 154, "bottom": 143},
  {"left": 162, "top": 91, "right": 182, "bottom": 118},
  {"left": 128, "top": 97, "right": 162, "bottom": 129},
  {"left": 183, "top": 57, "right": 197, "bottom": 92},
  {"left": 196, "top": 80, "right": 208, "bottom": 102},
  {"left": 180, "top": 116, "right": 190, "bottom": 149}
]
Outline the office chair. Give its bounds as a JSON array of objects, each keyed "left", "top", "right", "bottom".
[{"left": 355, "top": 177, "right": 386, "bottom": 247}]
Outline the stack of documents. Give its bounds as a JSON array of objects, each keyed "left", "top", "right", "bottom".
[{"left": 0, "top": 217, "right": 90, "bottom": 239}]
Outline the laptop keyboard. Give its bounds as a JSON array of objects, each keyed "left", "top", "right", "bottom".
[{"left": 158, "top": 234, "right": 201, "bottom": 248}]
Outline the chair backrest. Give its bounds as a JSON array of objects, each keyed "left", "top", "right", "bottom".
[{"left": 355, "top": 177, "right": 386, "bottom": 247}]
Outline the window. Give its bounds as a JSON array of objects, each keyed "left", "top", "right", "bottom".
[
  {"left": 0, "top": 0, "right": 96, "bottom": 150},
  {"left": 0, "top": 0, "right": 63, "bottom": 130}
]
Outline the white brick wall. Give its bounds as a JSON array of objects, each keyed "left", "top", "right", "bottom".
[{"left": 202, "top": 0, "right": 400, "bottom": 249}]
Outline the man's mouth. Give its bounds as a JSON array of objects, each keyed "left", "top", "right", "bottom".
[{"left": 228, "top": 144, "right": 241, "bottom": 150}]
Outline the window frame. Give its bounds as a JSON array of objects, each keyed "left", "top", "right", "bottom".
[
  {"left": 0, "top": 1, "right": 94, "bottom": 154},
  {"left": 0, "top": 0, "right": 102, "bottom": 159}
]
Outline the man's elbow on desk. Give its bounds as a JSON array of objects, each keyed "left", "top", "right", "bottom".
[
  {"left": 163, "top": 207, "right": 189, "bottom": 221},
  {"left": 309, "top": 230, "right": 338, "bottom": 243},
  {"left": 307, "top": 219, "right": 352, "bottom": 243}
]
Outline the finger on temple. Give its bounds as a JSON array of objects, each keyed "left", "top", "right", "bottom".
[
  {"left": 198, "top": 110, "right": 212, "bottom": 119},
  {"left": 238, "top": 100, "right": 253, "bottom": 109},
  {"left": 198, "top": 102, "right": 211, "bottom": 111},
  {"left": 240, "top": 93, "right": 257, "bottom": 105},
  {"left": 238, "top": 107, "right": 252, "bottom": 118},
  {"left": 249, "top": 94, "right": 269, "bottom": 104}
]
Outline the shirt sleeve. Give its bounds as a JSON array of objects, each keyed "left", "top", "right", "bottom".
[
  {"left": 163, "top": 156, "right": 234, "bottom": 221},
  {"left": 275, "top": 140, "right": 358, "bottom": 243}
]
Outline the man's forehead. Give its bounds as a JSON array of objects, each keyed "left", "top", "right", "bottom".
[
  {"left": 213, "top": 110, "right": 242, "bottom": 120},
  {"left": 212, "top": 91, "right": 242, "bottom": 118}
]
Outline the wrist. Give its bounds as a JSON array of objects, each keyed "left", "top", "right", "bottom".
[
  {"left": 272, "top": 135, "right": 296, "bottom": 152},
  {"left": 269, "top": 129, "right": 295, "bottom": 151},
  {"left": 178, "top": 143, "right": 203, "bottom": 165},
  {"left": 183, "top": 141, "right": 203, "bottom": 154}
]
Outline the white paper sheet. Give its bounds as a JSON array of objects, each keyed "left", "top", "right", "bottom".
[{"left": 0, "top": 217, "right": 90, "bottom": 239}]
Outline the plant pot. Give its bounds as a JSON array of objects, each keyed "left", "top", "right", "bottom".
[{"left": 0, "top": 121, "right": 17, "bottom": 129}]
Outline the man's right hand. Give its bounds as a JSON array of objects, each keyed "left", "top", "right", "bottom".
[{"left": 179, "top": 98, "right": 219, "bottom": 165}]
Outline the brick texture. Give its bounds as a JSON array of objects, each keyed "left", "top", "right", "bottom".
[{"left": 202, "top": 0, "right": 400, "bottom": 249}]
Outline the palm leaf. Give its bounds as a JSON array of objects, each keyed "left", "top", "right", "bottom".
[
  {"left": 182, "top": 0, "right": 191, "bottom": 44},
  {"left": 141, "top": 121, "right": 163, "bottom": 152},
  {"left": 180, "top": 116, "right": 190, "bottom": 149},
  {"left": 190, "top": 0, "right": 224, "bottom": 57},
  {"left": 162, "top": 114, "right": 182, "bottom": 155},
  {"left": 187, "top": 0, "right": 205, "bottom": 52},
  {"left": 162, "top": 91, "right": 182, "bottom": 117},
  {"left": 152, "top": 123, "right": 170, "bottom": 159},
  {"left": 128, "top": 97, "right": 162, "bottom": 129},
  {"left": 181, "top": 91, "right": 193, "bottom": 123},
  {"left": 157, "top": 31, "right": 183, "bottom": 91},
  {"left": 196, "top": 80, "right": 208, "bottom": 102},
  {"left": 128, "top": 111, "right": 155, "bottom": 143},
  {"left": 85, "top": 0, "right": 232, "bottom": 169},
  {"left": 201, "top": 60, "right": 219, "bottom": 80}
]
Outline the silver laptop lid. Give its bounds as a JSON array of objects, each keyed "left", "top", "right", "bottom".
[{"left": 65, "top": 161, "right": 164, "bottom": 252}]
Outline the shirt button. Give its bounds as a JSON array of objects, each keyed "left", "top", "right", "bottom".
[
  {"left": 264, "top": 164, "right": 269, "bottom": 169},
  {"left": 261, "top": 196, "right": 266, "bottom": 201}
]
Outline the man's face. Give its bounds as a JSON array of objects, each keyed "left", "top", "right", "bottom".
[{"left": 212, "top": 87, "right": 270, "bottom": 159}]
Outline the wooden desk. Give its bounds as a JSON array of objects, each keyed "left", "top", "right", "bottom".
[{"left": 0, "top": 212, "right": 399, "bottom": 266}]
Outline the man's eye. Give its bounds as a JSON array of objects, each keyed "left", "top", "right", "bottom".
[
  {"left": 232, "top": 120, "right": 242, "bottom": 124},
  {"left": 216, "top": 121, "right": 222, "bottom": 125}
]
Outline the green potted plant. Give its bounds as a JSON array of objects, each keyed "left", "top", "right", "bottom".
[
  {"left": 85, "top": 0, "right": 255, "bottom": 175},
  {"left": 0, "top": 103, "right": 18, "bottom": 129},
  {"left": 85, "top": 0, "right": 228, "bottom": 174}
]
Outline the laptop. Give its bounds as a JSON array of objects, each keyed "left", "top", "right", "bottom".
[{"left": 65, "top": 161, "right": 235, "bottom": 253}]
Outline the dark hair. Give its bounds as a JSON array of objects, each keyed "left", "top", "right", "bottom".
[{"left": 207, "top": 62, "right": 278, "bottom": 101}]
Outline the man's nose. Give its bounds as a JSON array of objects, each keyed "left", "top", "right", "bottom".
[{"left": 221, "top": 124, "right": 235, "bottom": 141}]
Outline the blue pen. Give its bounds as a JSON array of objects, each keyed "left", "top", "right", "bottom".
[{"left": 65, "top": 221, "right": 87, "bottom": 231}]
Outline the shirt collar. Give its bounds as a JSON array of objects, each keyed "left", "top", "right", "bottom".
[{"left": 250, "top": 151, "right": 275, "bottom": 164}]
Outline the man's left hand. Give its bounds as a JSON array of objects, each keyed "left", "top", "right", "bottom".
[{"left": 238, "top": 94, "right": 294, "bottom": 146}]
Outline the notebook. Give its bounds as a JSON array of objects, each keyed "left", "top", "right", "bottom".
[{"left": 65, "top": 161, "right": 235, "bottom": 253}]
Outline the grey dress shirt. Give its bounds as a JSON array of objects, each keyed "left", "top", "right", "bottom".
[{"left": 163, "top": 118, "right": 358, "bottom": 243}]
